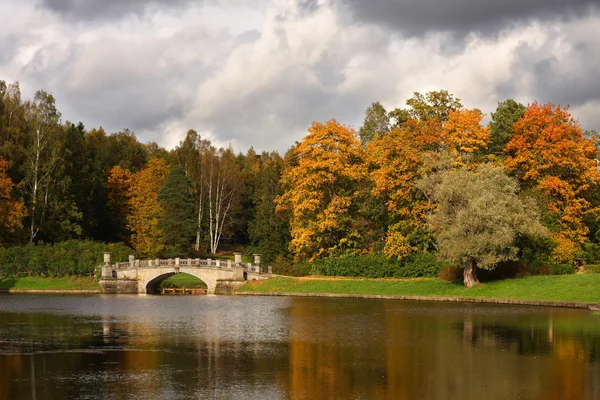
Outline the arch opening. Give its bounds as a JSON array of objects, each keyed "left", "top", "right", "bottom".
[{"left": 145, "top": 272, "right": 208, "bottom": 294}]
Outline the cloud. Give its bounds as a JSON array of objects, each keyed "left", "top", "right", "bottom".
[
  {"left": 2, "top": 0, "right": 600, "bottom": 153},
  {"left": 339, "top": 0, "right": 599, "bottom": 38},
  {"left": 38, "top": 0, "right": 267, "bottom": 21},
  {"left": 39, "top": 0, "right": 196, "bottom": 20}
]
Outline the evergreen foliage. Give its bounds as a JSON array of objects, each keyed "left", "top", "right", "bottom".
[{"left": 158, "top": 166, "right": 196, "bottom": 257}]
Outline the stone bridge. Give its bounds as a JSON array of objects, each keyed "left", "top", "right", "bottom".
[{"left": 99, "top": 253, "right": 272, "bottom": 294}]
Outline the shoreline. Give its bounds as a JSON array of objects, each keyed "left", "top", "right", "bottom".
[
  {"left": 0, "top": 288, "right": 102, "bottom": 294},
  {"left": 237, "top": 291, "right": 600, "bottom": 310}
]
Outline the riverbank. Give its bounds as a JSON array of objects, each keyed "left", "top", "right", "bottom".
[
  {"left": 0, "top": 276, "right": 100, "bottom": 292},
  {"left": 237, "top": 275, "right": 600, "bottom": 308}
]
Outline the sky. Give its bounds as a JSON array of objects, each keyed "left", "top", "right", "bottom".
[{"left": 1, "top": 0, "right": 599, "bottom": 152}]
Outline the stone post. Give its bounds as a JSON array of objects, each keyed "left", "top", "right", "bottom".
[
  {"left": 268, "top": 266, "right": 273, "bottom": 274},
  {"left": 234, "top": 253, "right": 242, "bottom": 264},
  {"left": 254, "top": 254, "right": 261, "bottom": 273},
  {"left": 227, "top": 259, "right": 232, "bottom": 268},
  {"left": 129, "top": 255, "right": 135, "bottom": 268},
  {"left": 102, "top": 252, "right": 112, "bottom": 278},
  {"left": 175, "top": 258, "right": 180, "bottom": 266},
  {"left": 155, "top": 258, "right": 160, "bottom": 267}
]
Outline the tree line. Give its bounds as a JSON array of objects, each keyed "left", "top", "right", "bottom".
[{"left": 1, "top": 82, "right": 599, "bottom": 286}]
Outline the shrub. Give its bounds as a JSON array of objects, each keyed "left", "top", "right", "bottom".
[
  {"left": 0, "top": 240, "right": 134, "bottom": 278},
  {"left": 310, "top": 252, "right": 446, "bottom": 279},
  {"left": 272, "top": 255, "right": 311, "bottom": 277},
  {"left": 584, "top": 264, "right": 600, "bottom": 274},
  {"left": 438, "top": 266, "right": 463, "bottom": 282},
  {"left": 548, "top": 263, "right": 576, "bottom": 275}
]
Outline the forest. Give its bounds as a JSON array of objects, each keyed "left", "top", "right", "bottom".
[{"left": 1, "top": 81, "right": 599, "bottom": 286}]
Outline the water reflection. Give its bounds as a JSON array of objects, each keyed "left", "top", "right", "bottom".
[{"left": 0, "top": 295, "right": 599, "bottom": 399}]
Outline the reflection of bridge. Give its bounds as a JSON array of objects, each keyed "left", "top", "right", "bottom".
[{"left": 99, "top": 253, "right": 272, "bottom": 294}]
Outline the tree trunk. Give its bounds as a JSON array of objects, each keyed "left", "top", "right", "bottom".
[{"left": 463, "top": 258, "right": 480, "bottom": 288}]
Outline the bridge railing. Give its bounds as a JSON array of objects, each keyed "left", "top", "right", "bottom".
[{"left": 102, "top": 253, "right": 272, "bottom": 274}]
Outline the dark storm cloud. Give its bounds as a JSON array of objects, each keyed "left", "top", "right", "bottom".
[
  {"left": 39, "top": 0, "right": 198, "bottom": 20},
  {"left": 497, "top": 36, "right": 600, "bottom": 112},
  {"left": 340, "top": 0, "right": 600, "bottom": 37}
]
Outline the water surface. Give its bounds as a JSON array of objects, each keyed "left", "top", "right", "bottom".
[{"left": 1, "top": 294, "right": 599, "bottom": 399}]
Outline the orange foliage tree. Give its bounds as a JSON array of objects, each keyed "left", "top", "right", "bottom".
[
  {"left": 107, "top": 165, "right": 133, "bottom": 244},
  {"left": 127, "top": 158, "right": 170, "bottom": 258},
  {"left": 505, "top": 102, "right": 600, "bottom": 262},
  {"left": 277, "top": 120, "right": 366, "bottom": 261},
  {"left": 368, "top": 109, "right": 490, "bottom": 259},
  {"left": 0, "top": 157, "right": 26, "bottom": 241}
]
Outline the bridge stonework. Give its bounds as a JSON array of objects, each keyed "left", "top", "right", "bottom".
[{"left": 99, "top": 254, "right": 272, "bottom": 294}]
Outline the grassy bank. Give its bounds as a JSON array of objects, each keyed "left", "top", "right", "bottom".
[
  {"left": 0, "top": 276, "right": 100, "bottom": 291},
  {"left": 160, "top": 273, "right": 207, "bottom": 289},
  {"left": 238, "top": 274, "right": 600, "bottom": 303}
]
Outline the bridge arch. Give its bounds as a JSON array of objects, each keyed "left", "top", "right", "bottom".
[{"left": 136, "top": 266, "right": 245, "bottom": 294}]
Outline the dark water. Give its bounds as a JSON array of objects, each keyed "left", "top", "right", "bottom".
[{"left": 1, "top": 295, "right": 599, "bottom": 400}]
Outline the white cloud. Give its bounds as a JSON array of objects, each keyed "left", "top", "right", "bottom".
[{"left": 1, "top": 0, "right": 599, "bottom": 153}]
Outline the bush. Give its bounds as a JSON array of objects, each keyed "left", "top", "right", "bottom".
[
  {"left": 272, "top": 255, "right": 311, "bottom": 277},
  {"left": 585, "top": 264, "right": 600, "bottom": 274},
  {"left": 310, "top": 252, "right": 446, "bottom": 279},
  {"left": 0, "top": 240, "right": 134, "bottom": 278},
  {"left": 438, "top": 266, "right": 463, "bottom": 282},
  {"left": 548, "top": 263, "right": 576, "bottom": 275}
]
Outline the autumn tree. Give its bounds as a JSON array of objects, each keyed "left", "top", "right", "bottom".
[
  {"left": 0, "top": 157, "right": 26, "bottom": 243},
  {"left": 359, "top": 102, "right": 390, "bottom": 146},
  {"left": 505, "top": 102, "right": 600, "bottom": 262},
  {"left": 418, "top": 163, "right": 547, "bottom": 287},
  {"left": 389, "top": 90, "right": 462, "bottom": 127},
  {"left": 367, "top": 105, "right": 489, "bottom": 259},
  {"left": 277, "top": 120, "right": 366, "bottom": 261},
  {"left": 107, "top": 165, "right": 133, "bottom": 244},
  {"left": 127, "top": 158, "right": 170, "bottom": 258}
]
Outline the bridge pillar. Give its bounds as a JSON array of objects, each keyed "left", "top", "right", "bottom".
[
  {"left": 234, "top": 253, "right": 242, "bottom": 264},
  {"left": 102, "top": 252, "right": 112, "bottom": 278}
]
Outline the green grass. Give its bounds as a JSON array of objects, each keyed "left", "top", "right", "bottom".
[
  {"left": 160, "top": 273, "right": 207, "bottom": 289},
  {"left": 0, "top": 276, "right": 100, "bottom": 291},
  {"left": 238, "top": 274, "right": 600, "bottom": 303}
]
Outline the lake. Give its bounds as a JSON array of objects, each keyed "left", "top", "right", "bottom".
[{"left": 0, "top": 294, "right": 599, "bottom": 399}]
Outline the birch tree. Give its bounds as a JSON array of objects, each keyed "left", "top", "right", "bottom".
[
  {"left": 173, "top": 130, "right": 212, "bottom": 251},
  {"left": 22, "top": 90, "right": 61, "bottom": 242},
  {"left": 203, "top": 147, "right": 241, "bottom": 254}
]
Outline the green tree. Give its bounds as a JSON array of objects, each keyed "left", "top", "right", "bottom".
[
  {"left": 418, "top": 162, "right": 547, "bottom": 287},
  {"left": 488, "top": 99, "right": 526, "bottom": 156},
  {"left": 359, "top": 102, "right": 390, "bottom": 146},
  {"left": 247, "top": 152, "right": 290, "bottom": 264},
  {"left": 390, "top": 90, "right": 462, "bottom": 127},
  {"left": 158, "top": 166, "right": 195, "bottom": 256}
]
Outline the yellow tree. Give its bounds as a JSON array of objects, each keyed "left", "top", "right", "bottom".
[
  {"left": 107, "top": 165, "right": 133, "bottom": 244},
  {"left": 368, "top": 109, "right": 490, "bottom": 259},
  {"left": 0, "top": 157, "right": 26, "bottom": 241},
  {"left": 277, "top": 120, "right": 366, "bottom": 261},
  {"left": 127, "top": 158, "right": 170, "bottom": 258},
  {"left": 505, "top": 102, "right": 600, "bottom": 262}
]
